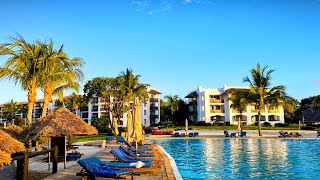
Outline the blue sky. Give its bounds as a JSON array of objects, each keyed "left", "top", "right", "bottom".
[{"left": 0, "top": 0, "right": 320, "bottom": 103}]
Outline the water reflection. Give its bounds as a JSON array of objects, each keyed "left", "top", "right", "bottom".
[{"left": 155, "top": 139, "right": 320, "bottom": 179}]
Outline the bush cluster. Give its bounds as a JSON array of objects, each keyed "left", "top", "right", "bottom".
[
  {"left": 151, "top": 129, "right": 174, "bottom": 135},
  {"left": 274, "top": 123, "right": 289, "bottom": 127}
]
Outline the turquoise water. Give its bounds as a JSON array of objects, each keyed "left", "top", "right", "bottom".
[{"left": 154, "top": 138, "right": 320, "bottom": 179}]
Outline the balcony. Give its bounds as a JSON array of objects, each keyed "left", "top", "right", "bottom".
[
  {"left": 209, "top": 99, "right": 224, "bottom": 103},
  {"left": 268, "top": 109, "right": 280, "bottom": 113},
  {"left": 232, "top": 109, "right": 247, "bottom": 113},
  {"left": 251, "top": 109, "right": 265, "bottom": 113},
  {"left": 210, "top": 110, "right": 225, "bottom": 113},
  {"left": 150, "top": 105, "right": 158, "bottom": 110},
  {"left": 149, "top": 98, "right": 158, "bottom": 102},
  {"left": 100, "top": 108, "right": 107, "bottom": 111}
]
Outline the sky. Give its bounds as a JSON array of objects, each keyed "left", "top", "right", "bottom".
[{"left": 0, "top": 0, "right": 320, "bottom": 103}]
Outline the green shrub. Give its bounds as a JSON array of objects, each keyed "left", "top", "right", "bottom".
[
  {"left": 91, "top": 117, "right": 111, "bottom": 133},
  {"left": 263, "top": 122, "right": 272, "bottom": 127},
  {"left": 274, "top": 123, "right": 289, "bottom": 127}
]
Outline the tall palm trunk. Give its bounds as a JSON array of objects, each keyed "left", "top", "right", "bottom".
[
  {"left": 258, "top": 110, "right": 262, "bottom": 136},
  {"left": 42, "top": 83, "right": 54, "bottom": 117},
  {"left": 171, "top": 111, "right": 174, "bottom": 127},
  {"left": 27, "top": 81, "right": 37, "bottom": 125}
]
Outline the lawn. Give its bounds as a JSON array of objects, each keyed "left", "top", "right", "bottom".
[
  {"left": 72, "top": 134, "right": 109, "bottom": 142},
  {"left": 173, "top": 125, "right": 301, "bottom": 131}
]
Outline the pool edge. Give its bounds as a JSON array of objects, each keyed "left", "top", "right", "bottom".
[{"left": 157, "top": 145, "right": 183, "bottom": 180}]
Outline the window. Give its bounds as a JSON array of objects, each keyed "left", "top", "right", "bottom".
[
  {"left": 202, "top": 106, "right": 205, "bottom": 111},
  {"left": 216, "top": 106, "right": 221, "bottom": 110},
  {"left": 144, "top": 103, "right": 146, "bottom": 107},
  {"left": 92, "top": 106, "right": 98, "bottom": 111},
  {"left": 144, "top": 119, "right": 147, "bottom": 125},
  {"left": 209, "top": 95, "right": 214, "bottom": 98},
  {"left": 92, "top": 97, "right": 98, "bottom": 103},
  {"left": 92, "top": 113, "right": 98, "bottom": 118},
  {"left": 202, "top": 96, "right": 205, "bottom": 101},
  {"left": 82, "top": 113, "right": 88, "bottom": 118},
  {"left": 214, "top": 95, "right": 220, "bottom": 100},
  {"left": 210, "top": 106, "right": 214, "bottom": 110},
  {"left": 202, "top": 116, "right": 205, "bottom": 121},
  {"left": 119, "top": 120, "right": 123, "bottom": 125},
  {"left": 144, "top": 110, "right": 146, "bottom": 115}
]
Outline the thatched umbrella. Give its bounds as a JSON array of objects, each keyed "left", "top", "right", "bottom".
[
  {"left": 25, "top": 107, "right": 98, "bottom": 138},
  {"left": 3, "top": 124, "right": 23, "bottom": 140},
  {"left": 0, "top": 130, "right": 25, "bottom": 154},
  {"left": 0, "top": 150, "right": 11, "bottom": 168},
  {"left": 132, "top": 97, "right": 143, "bottom": 157}
]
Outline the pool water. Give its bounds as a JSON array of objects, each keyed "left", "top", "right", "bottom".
[{"left": 154, "top": 138, "right": 320, "bottom": 179}]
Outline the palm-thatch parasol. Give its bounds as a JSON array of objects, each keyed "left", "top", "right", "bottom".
[
  {"left": 127, "top": 111, "right": 133, "bottom": 142},
  {"left": 0, "top": 130, "right": 25, "bottom": 154},
  {"left": 25, "top": 107, "right": 98, "bottom": 138},
  {"left": 0, "top": 150, "right": 11, "bottom": 168},
  {"left": 132, "top": 97, "right": 143, "bottom": 157},
  {"left": 3, "top": 124, "right": 23, "bottom": 140},
  {"left": 185, "top": 119, "right": 188, "bottom": 136}
]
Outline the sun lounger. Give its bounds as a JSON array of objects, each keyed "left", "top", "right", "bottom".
[
  {"left": 224, "top": 130, "right": 230, "bottom": 137},
  {"left": 106, "top": 136, "right": 115, "bottom": 142},
  {"left": 120, "top": 145, "right": 154, "bottom": 157},
  {"left": 180, "top": 133, "right": 186, "bottom": 137},
  {"left": 188, "top": 133, "right": 193, "bottom": 137},
  {"left": 77, "top": 157, "right": 139, "bottom": 180},
  {"left": 193, "top": 132, "right": 199, "bottom": 137},
  {"left": 173, "top": 132, "right": 180, "bottom": 137},
  {"left": 230, "top": 133, "right": 236, "bottom": 138},
  {"left": 240, "top": 132, "right": 247, "bottom": 137},
  {"left": 104, "top": 161, "right": 153, "bottom": 168},
  {"left": 116, "top": 136, "right": 127, "bottom": 143},
  {"left": 66, "top": 153, "right": 81, "bottom": 161},
  {"left": 110, "top": 148, "right": 154, "bottom": 163},
  {"left": 125, "top": 141, "right": 152, "bottom": 151},
  {"left": 317, "top": 132, "right": 320, "bottom": 137}
]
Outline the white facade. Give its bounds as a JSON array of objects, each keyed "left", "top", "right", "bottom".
[
  {"left": 0, "top": 88, "right": 161, "bottom": 127},
  {"left": 186, "top": 85, "right": 285, "bottom": 126}
]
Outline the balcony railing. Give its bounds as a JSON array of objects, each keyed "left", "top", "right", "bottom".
[
  {"left": 210, "top": 110, "right": 225, "bottom": 113},
  {"left": 268, "top": 110, "right": 280, "bottom": 113},
  {"left": 232, "top": 109, "right": 247, "bottom": 113},
  {"left": 149, "top": 98, "right": 158, "bottom": 102},
  {"left": 251, "top": 109, "right": 266, "bottom": 113},
  {"left": 150, "top": 105, "right": 158, "bottom": 110},
  {"left": 100, "top": 108, "right": 107, "bottom": 111},
  {"left": 209, "top": 99, "right": 224, "bottom": 103}
]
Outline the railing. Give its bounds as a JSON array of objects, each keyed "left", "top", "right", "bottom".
[
  {"left": 232, "top": 109, "right": 247, "bottom": 113},
  {"left": 268, "top": 110, "right": 280, "bottom": 113},
  {"left": 149, "top": 98, "right": 158, "bottom": 102},
  {"left": 209, "top": 99, "right": 224, "bottom": 103},
  {"left": 251, "top": 109, "right": 265, "bottom": 113},
  {"left": 150, "top": 105, "right": 158, "bottom": 110},
  {"left": 10, "top": 147, "right": 58, "bottom": 180},
  {"left": 210, "top": 110, "right": 225, "bottom": 113}
]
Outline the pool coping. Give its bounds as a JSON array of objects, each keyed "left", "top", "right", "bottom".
[{"left": 157, "top": 145, "right": 183, "bottom": 180}]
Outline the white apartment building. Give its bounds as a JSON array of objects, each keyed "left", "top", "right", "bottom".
[
  {"left": 185, "top": 85, "right": 285, "bottom": 126},
  {"left": 0, "top": 87, "right": 161, "bottom": 127}
]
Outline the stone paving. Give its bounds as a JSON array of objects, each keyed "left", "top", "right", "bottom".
[{"left": 44, "top": 142, "right": 176, "bottom": 180}]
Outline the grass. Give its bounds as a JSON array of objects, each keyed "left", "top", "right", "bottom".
[
  {"left": 173, "top": 125, "right": 301, "bottom": 131},
  {"left": 72, "top": 134, "right": 110, "bottom": 142}
]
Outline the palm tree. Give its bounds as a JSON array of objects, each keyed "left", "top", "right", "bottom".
[
  {"left": 0, "top": 35, "right": 46, "bottom": 125},
  {"left": 243, "top": 63, "right": 286, "bottom": 136},
  {"left": 2, "top": 99, "right": 18, "bottom": 123},
  {"left": 164, "top": 95, "right": 179, "bottom": 126},
  {"left": 40, "top": 40, "right": 84, "bottom": 117},
  {"left": 64, "top": 93, "right": 86, "bottom": 115},
  {"left": 229, "top": 90, "right": 250, "bottom": 135},
  {"left": 117, "top": 68, "right": 149, "bottom": 108}
]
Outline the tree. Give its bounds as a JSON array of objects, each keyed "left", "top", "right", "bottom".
[
  {"left": 243, "top": 63, "right": 286, "bottom": 136},
  {"left": 2, "top": 99, "right": 18, "bottom": 123},
  {"left": 283, "top": 96, "right": 298, "bottom": 123},
  {"left": 40, "top": 40, "right": 84, "bottom": 117},
  {"left": 229, "top": 90, "right": 250, "bottom": 134},
  {"left": 117, "top": 68, "right": 149, "bottom": 107},
  {"left": 83, "top": 77, "right": 115, "bottom": 119},
  {"left": 164, "top": 95, "right": 179, "bottom": 126},
  {"left": 55, "top": 93, "right": 86, "bottom": 115},
  {"left": 0, "top": 35, "right": 46, "bottom": 124}
]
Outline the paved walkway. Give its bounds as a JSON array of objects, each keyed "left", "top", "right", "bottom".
[{"left": 44, "top": 142, "right": 176, "bottom": 180}]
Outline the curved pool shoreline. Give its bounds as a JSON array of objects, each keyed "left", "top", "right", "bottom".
[{"left": 157, "top": 145, "right": 183, "bottom": 180}]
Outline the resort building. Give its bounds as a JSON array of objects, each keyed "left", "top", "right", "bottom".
[
  {"left": 0, "top": 87, "right": 161, "bottom": 127},
  {"left": 185, "top": 85, "right": 285, "bottom": 126}
]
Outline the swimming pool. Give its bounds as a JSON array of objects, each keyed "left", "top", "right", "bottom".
[{"left": 154, "top": 138, "right": 320, "bottom": 179}]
